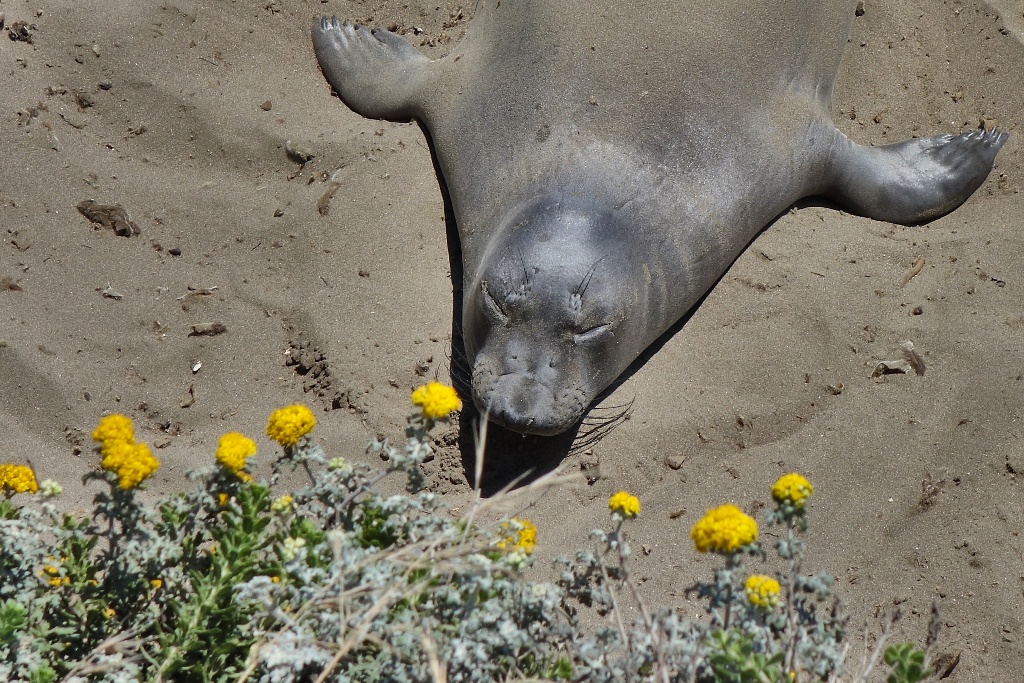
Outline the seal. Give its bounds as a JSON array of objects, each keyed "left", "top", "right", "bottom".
[{"left": 312, "top": 2, "right": 1008, "bottom": 436}]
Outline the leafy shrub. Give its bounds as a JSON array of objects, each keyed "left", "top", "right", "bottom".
[{"left": 0, "top": 386, "right": 936, "bottom": 682}]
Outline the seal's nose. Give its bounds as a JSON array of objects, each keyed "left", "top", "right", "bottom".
[{"left": 480, "top": 374, "right": 565, "bottom": 436}]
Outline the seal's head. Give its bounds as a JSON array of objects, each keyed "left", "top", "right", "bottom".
[{"left": 465, "top": 195, "right": 654, "bottom": 435}]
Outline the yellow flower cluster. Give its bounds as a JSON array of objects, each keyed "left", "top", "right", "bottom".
[
  {"left": 744, "top": 574, "right": 781, "bottom": 608},
  {"left": 266, "top": 404, "right": 316, "bottom": 447},
  {"left": 216, "top": 432, "right": 256, "bottom": 481},
  {"left": 609, "top": 491, "right": 640, "bottom": 519},
  {"left": 0, "top": 464, "right": 38, "bottom": 494},
  {"left": 497, "top": 518, "right": 537, "bottom": 554},
  {"left": 271, "top": 495, "right": 294, "bottom": 512},
  {"left": 772, "top": 473, "right": 814, "bottom": 508},
  {"left": 91, "top": 413, "right": 134, "bottom": 444},
  {"left": 102, "top": 442, "right": 160, "bottom": 490},
  {"left": 410, "top": 381, "right": 462, "bottom": 420},
  {"left": 41, "top": 564, "right": 66, "bottom": 586},
  {"left": 690, "top": 503, "right": 758, "bottom": 554},
  {"left": 40, "top": 557, "right": 69, "bottom": 587},
  {"left": 91, "top": 414, "right": 159, "bottom": 490}
]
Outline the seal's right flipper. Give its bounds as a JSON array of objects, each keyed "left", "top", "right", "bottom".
[
  {"left": 825, "top": 128, "right": 1009, "bottom": 224},
  {"left": 312, "top": 17, "right": 430, "bottom": 121}
]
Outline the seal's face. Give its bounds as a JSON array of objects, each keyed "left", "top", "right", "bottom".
[{"left": 465, "top": 197, "right": 649, "bottom": 435}]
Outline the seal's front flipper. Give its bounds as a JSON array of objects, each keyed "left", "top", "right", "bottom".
[
  {"left": 825, "top": 128, "right": 1008, "bottom": 224},
  {"left": 312, "top": 17, "right": 430, "bottom": 121}
]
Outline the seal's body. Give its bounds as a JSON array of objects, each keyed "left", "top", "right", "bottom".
[{"left": 313, "top": 1, "right": 1007, "bottom": 435}]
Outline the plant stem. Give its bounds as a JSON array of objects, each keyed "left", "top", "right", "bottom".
[
  {"left": 783, "top": 518, "right": 801, "bottom": 675},
  {"left": 153, "top": 554, "right": 233, "bottom": 681},
  {"left": 301, "top": 461, "right": 317, "bottom": 487}
]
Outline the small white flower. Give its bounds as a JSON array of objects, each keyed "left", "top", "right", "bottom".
[
  {"left": 39, "top": 479, "right": 63, "bottom": 497},
  {"left": 529, "top": 582, "right": 552, "bottom": 601},
  {"left": 327, "top": 457, "right": 350, "bottom": 472},
  {"left": 281, "top": 536, "right": 307, "bottom": 561},
  {"left": 467, "top": 553, "right": 493, "bottom": 568},
  {"left": 506, "top": 549, "right": 530, "bottom": 570}
]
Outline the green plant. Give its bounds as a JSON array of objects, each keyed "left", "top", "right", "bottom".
[
  {"left": 883, "top": 643, "right": 931, "bottom": 683},
  {"left": 0, "top": 386, "right": 942, "bottom": 682}
]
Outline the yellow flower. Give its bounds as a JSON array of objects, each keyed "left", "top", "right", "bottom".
[
  {"left": 271, "top": 495, "right": 294, "bottom": 513},
  {"left": 40, "top": 561, "right": 69, "bottom": 587},
  {"left": 609, "top": 491, "right": 640, "bottom": 519},
  {"left": 91, "top": 413, "right": 158, "bottom": 489},
  {"left": 91, "top": 413, "right": 135, "bottom": 445},
  {"left": 410, "top": 381, "right": 462, "bottom": 420},
  {"left": 216, "top": 432, "right": 256, "bottom": 478},
  {"left": 745, "top": 574, "right": 781, "bottom": 608},
  {"left": 218, "top": 492, "right": 230, "bottom": 507},
  {"left": 266, "top": 404, "right": 316, "bottom": 447},
  {"left": 772, "top": 473, "right": 814, "bottom": 508},
  {"left": 150, "top": 579, "right": 162, "bottom": 590},
  {"left": 690, "top": 504, "right": 759, "bottom": 554},
  {"left": 270, "top": 575, "right": 280, "bottom": 583},
  {"left": 0, "top": 464, "right": 38, "bottom": 494},
  {"left": 103, "top": 607, "right": 116, "bottom": 619},
  {"left": 101, "top": 441, "right": 159, "bottom": 490},
  {"left": 497, "top": 518, "right": 537, "bottom": 554},
  {"left": 514, "top": 519, "right": 537, "bottom": 554}
]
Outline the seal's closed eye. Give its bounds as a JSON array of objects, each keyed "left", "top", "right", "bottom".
[
  {"left": 480, "top": 281, "right": 508, "bottom": 325},
  {"left": 573, "top": 324, "right": 611, "bottom": 345}
]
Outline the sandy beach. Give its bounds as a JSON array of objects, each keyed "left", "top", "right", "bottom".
[{"left": 1, "top": 1, "right": 1022, "bottom": 679}]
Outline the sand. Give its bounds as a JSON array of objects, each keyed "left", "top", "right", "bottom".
[{"left": 1, "top": 0, "right": 1021, "bottom": 679}]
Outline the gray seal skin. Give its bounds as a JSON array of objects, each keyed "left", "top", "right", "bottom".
[{"left": 312, "top": 1, "right": 1008, "bottom": 436}]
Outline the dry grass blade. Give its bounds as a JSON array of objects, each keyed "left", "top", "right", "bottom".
[
  {"left": 312, "top": 585, "right": 407, "bottom": 683},
  {"left": 852, "top": 608, "right": 901, "bottom": 683},
  {"left": 421, "top": 629, "right": 448, "bottom": 683},
  {"left": 473, "top": 466, "right": 583, "bottom": 517},
  {"left": 460, "top": 411, "right": 490, "bottom": 538},
  {"left": 60, "top": 630, "right": 149, "bottom": 682},
  {"left": 458, "top": 412, "right": 582, "bottom": 537}
]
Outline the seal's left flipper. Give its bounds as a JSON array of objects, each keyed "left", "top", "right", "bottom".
[
  {"left": 312, "top": 17, "right": 431, "bottom": 121},
  {"left": 824, "top": 128, "right": 1009, "bottom": 224}
]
